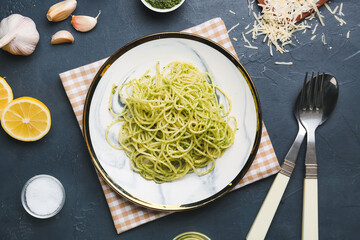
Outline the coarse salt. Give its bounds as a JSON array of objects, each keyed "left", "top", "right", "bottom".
[{"left": 23, "top": 175, "right": 65, "bottom": 217}]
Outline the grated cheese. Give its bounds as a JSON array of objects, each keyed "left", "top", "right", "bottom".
[
  {"left": 332, "top": 6, "right": 339, "bottom": 15},
  {"left": 346, "top": 30, "right": 350, "bottom": 39},
  {"left": 338, "top": 3, "right": 344, "bottom": 16},
  {"left": 334, "top": 15, "right": 346, "bottom": 26},
  {"left": 244, "top": 45, "right": 258, "bottom": 49},
  {"left": 248, "top": 0, "right": 255, "bottom": 16},
  {"left": 242, "top": 32, "right": 258, "bottom": 50},
  {"left": 307, "top": 1, "right": 325, "bottom": 26},
  {"left": 245, "top": 28, "right": 253, "bottom": 35},
  {"left": 243, "top": 0, "right": 346, "bottom": 57},
  {"left": 229, "top": 10, "right": 236, "bottom": 15},
  {"left": 306, "top": 12, "right": 316, "bottom": 21},
  {"left": 262, "top": 35, "right": 267, "bottom": 43},
  {"left": 321, "top": 33, "right": 326, "bottom": 45},
  {"left": 274, "top": 62, "right": 293, "bottom": 65},
  {"left": 228, "top": 23, "right": 240, "bottom": 33},
  {"left": 312, "top": 23, "right": 318, "bottom": 34},
  {"left": 247, "top": 0, "right": 322, "bottom": 54},
  {"left": 242, "top": 32, "right": 250, "bottom": 44},
  {"left": 324, "top": 3, "right": 338, "bottom": 15},
  {"left": 232, "top": 37, "right": 238, "bottom": 42}
]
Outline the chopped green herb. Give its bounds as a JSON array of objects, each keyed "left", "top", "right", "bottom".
[{"left": 145, "top": 0, "right": 181, "bottom": 9}]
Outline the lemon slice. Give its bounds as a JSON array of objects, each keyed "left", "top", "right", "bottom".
[
  {"left": 0, "top": 76, "right": 14, "bottom": 116},
  {"left": 1, "top": 97, "right": 51, "bottom": 141}
]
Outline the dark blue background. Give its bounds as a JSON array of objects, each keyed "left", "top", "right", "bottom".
[{"left": 0, "top": 0, "right": 359, "bottom": 239}]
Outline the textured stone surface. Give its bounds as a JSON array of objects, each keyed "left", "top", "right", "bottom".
[{"left": 0, "top": 0, "right": 359, "bottom": 239}]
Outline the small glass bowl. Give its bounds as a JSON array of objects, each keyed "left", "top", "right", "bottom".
[
  {"left": 173, "top": 231, "right": 211, "bottom": 240},
  {"left": 141, "top": 0, "right": 185, "bottom": 13},
  {"left": 21, "top": 174, "right": 66, "bottom": 219}
]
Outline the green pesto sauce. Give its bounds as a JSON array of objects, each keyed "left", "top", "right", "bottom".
[{"left": 145, "top": 0, "right": 182, "bottom": 9}]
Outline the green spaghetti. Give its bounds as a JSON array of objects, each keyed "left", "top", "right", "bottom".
[{"left": 106, "top": 61, "right": 237, "bottom": 183}]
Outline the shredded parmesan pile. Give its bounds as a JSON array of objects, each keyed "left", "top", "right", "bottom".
[
  {"left": 246, "top": 0, "right": 323, "bottom": 55},
  {"left": 228, "top": 1, "right": 348, "bottom": 62}
]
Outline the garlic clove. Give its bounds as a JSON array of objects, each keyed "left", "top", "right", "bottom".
[
  {"left": 51, "top": 30, "right": 74, "bottom": 45},
  {"left": 47, "top": 0, "right": 77, "bottom": 22},
  {"left": 71, "top": 11, "right": 101, "bottom": 32},
  {"left": 0, "top": 14, "right": 40, "bottom": 56}
]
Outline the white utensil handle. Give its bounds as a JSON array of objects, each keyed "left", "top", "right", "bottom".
[
  {"left": 302, "top": 178, "right": 318, "bottom": 240},
  {"left": 246, "top": 173, "right": 290, "bottom": 240}
]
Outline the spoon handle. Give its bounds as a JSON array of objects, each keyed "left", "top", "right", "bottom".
[
  {"left": 302, "top": 178, "right": 318, "bottom": 240},
  {"left": 302, "top": 130, "right": 319, "bottom": 240},
  {"left": 246, "top": 126, "right": 305, "bottom": 240}
]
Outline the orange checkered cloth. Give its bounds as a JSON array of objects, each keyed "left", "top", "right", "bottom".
[{"left": 59, "top": 18, "right": 280, "bottom": 234}]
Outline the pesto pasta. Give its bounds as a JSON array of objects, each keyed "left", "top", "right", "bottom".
[{"left": 106, "top": 61, "right": 236, "bottom": 183}]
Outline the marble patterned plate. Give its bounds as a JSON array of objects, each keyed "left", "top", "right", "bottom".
[{"left": 83, "top": 32, "right": 262, "bottom": 211}]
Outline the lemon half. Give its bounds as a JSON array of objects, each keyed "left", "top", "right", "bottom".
[
  {"left": 0, "top": 76, "right": 14, "bottom": 116},
  {"left": 1, "top": 97, "right": 51, "bottom": 141}
]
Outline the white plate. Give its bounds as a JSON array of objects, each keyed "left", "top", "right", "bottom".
[{"left": 83, "top": 33, "right": 262, "bottom": 211}]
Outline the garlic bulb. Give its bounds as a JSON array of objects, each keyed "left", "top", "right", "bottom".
[
  {"left": 0, "top": 14, "right": 40, "bottom": 56},
  {"left": 47, "top": 0, "right": 77, "bottom": 22},
  {"left": 51, "top": 30, "right": 74, "bottom": 44},
  {"left": 71, "top": 11, "right": 101, "bottom": 32}
]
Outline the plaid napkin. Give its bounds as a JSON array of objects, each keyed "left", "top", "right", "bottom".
[{"left": 60, "top": 18, "right": 280, "bottom": 234}]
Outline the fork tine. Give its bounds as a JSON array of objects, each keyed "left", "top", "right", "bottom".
[
  {"left": 312, "top": 72, "right": 320, "bottom": 109},
  {"left": 301, "top": 72, "right": 308, "bottom": 109},
  {"left": 308, "top": 72, "right": 315, "bottom": 109}
]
